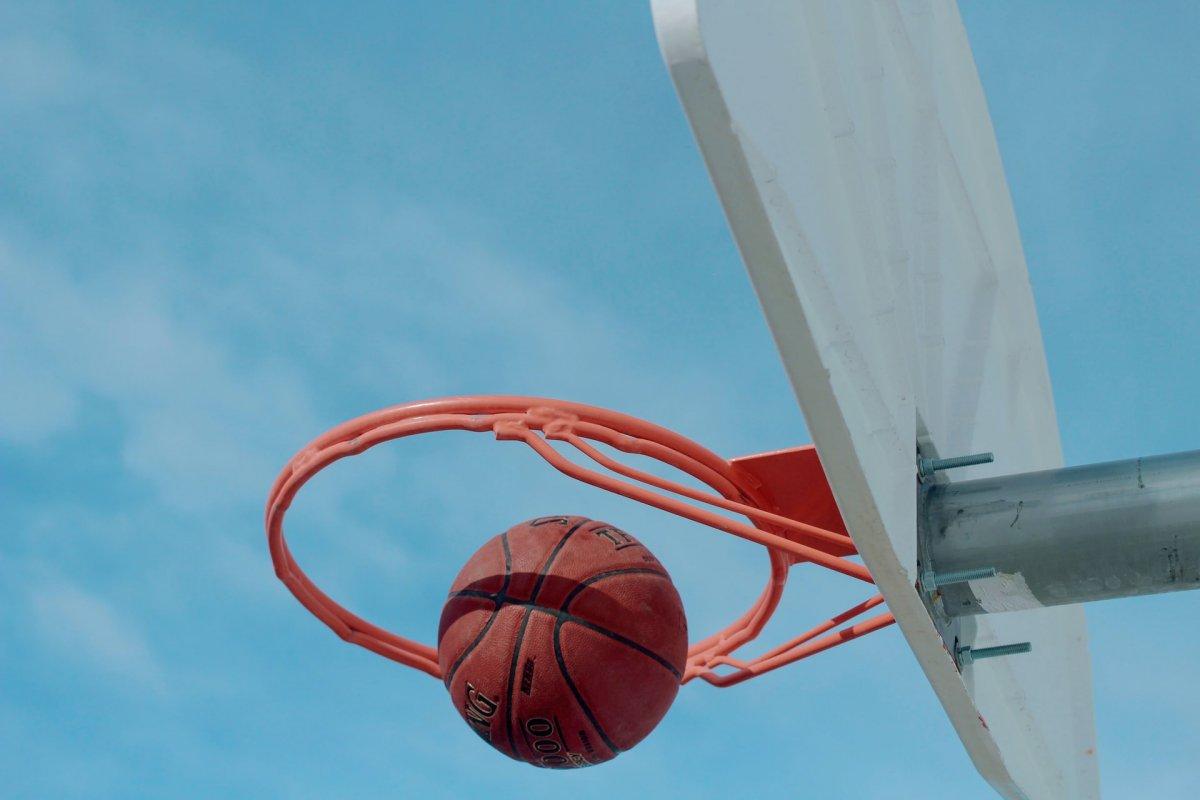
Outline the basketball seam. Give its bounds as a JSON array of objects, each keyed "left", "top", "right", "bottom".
[
  {"left": 448, "top": 581, "right": 684, "bottom": 680},
  {"left": 442, "top": 533, "right": 513, "bottom": 687},
  {"left": 446, "top": 578, "right": 686, "bottom": 681},
  {"left": 504, "top": 607, "right": 535, "bottom": 760},
  {"left": 446, "top": 567, "right": 670, "bottom": 608},
  {"left": 557, "top": 567, "right": 684, "bottom": 678},
  {"left": 558, "top": 567, "right": 673, "bottom": 612},
  {"left": 549, "top": 610, "right": 683, "bottom": 680},
  {"left": 553, "top": 615, "right": 621, "bottom": 757},
  {"left": 444, "top": 563, "right": 676, "bottom": 606},
  {"left": 528, "top": 518, "right": 589, "bottom": 603}
]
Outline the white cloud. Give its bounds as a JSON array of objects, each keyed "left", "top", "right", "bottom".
[
  {"left": 0, "top": 241, "right": 320, "bottom": 510},
  {"left": 28, "top": 576, "right": 165, "bottom": 690}
]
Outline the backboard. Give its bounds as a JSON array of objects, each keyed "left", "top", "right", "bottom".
[{"left": 652, "top": 2, "right": 1098, "bottom": 798}]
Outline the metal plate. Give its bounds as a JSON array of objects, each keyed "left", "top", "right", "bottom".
[{"left": 652, "top": 1, "right": 1098, "bottom": 797}]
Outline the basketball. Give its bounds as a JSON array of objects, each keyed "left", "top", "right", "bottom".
[{"left": 437, "top": 516, "right": 688, "bottom": 768}]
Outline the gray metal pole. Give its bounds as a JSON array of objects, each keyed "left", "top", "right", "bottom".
[{"left": 920, "top": 449, "right": 1200, "bottom": 616}]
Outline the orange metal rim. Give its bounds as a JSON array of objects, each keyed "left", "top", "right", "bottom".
[{"left": 264, "top": 396, "right": 894, "bottom": 686}]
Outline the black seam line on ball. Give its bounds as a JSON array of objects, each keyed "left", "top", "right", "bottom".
[
  {"left": 448, "top": 589, "right": 682, "bottom": 680},
  {"left": 443, "top": 533, "right": 514, "bottom": 688},
  {"left": 558, "top": 567, "right": 670, "bottom": 612},
  {"left": 447, "top": 567, "right": 669, "bottom": 608},
  {"left": 553, "top": 616, "right": 621, "bottom": 756},
  {"left": 505, "top": 607, "right": 535, "bottom": 758},
  {"left": 458, "top": 599, "right": 681, "bottom": 681},
  {"left": 450, "top": 566, "right": 681, "bottom": 680},
  {"left": 528, "top": 518, "right": 589, "bottom": 604}
]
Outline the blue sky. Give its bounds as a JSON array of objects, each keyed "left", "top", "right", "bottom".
[{"left": 1, "top": 2, "right": 1197, "bottom": 798}]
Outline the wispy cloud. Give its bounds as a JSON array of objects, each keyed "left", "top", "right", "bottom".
[
  {"left": 0, "top": 241, "right": 318, "bottom": 511},
  {"left": 28, "top": 576, "right": 165, "bottom": 691}
]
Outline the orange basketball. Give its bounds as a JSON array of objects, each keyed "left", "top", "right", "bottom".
[{"left": 437, "top": 516, "right": 688, "bottom": 768}]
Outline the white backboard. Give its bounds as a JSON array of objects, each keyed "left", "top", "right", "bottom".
[{"left": 652, "top": 1, "right": 1097, "bottom": 797}]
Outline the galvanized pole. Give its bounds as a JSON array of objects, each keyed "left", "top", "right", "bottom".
[{"left": 920, "top": 450, "right": 1200, "bottom": 616}]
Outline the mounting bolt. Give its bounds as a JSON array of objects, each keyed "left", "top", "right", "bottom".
[
  {"left": 921, "top": 569, "right": 937, "bottom": 595},
  {"left": 918, "top": 451, "right": 994, "bottom": 479},
  {"left": 956, "top": 641, "right": 1032, "bottom": 667},
  {"left": 924, "top": 566, "right": 998, "bottom": 591}
]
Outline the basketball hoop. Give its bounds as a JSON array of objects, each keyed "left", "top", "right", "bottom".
[{"left": 265, "top": 396, "right": 894, "bottom": 687}]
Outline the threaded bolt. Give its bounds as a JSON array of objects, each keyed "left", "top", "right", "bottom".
[
  {"left": 956, "top": 641, "right": 1032, "bottom": 666},
  {"left": 925, "top": 566, "right": 998, "bottom": 591},
  {"left": 918, "top": 451, "right": 994, "bottom": 479}
]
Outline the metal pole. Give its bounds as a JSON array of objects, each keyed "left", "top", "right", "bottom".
[{"left": 920, "top": 449, "right": 1200, "bottom": 616}]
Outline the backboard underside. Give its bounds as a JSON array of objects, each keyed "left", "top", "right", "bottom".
[{"left": 653, "top": 2, "right": 1097, "bottom": 798}]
